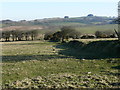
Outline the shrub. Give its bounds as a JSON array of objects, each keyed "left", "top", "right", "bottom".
[
  {"left": 95, "top": 31, "right": 115, "bottom": 38},
  {"left": 81, "top": 34, "right": 95, "bottom": 39},
  {"left": 44, "top": 26, "right": 81, "bottom": 42}
]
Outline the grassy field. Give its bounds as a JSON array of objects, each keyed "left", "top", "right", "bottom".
[
  {"left": 43, "top": 24, "right": 117, "bottom": 35},
  {"left": 1, "top": 23, "right": 118, "bottom": 36},
  {"left": 2, "top": 39, "right": 120, "bottom": 89},
  {"left": 75, "top": 24, "right": 117, "bottom": 34}
]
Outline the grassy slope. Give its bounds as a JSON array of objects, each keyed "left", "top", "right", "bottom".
[
  {"left": 60, "top": 39, "right": 120, "bottom": 59},
  {"left": 75, "top": 24, "right": 117, "bottom": 34},
  {"left": 48, "top": 22, "right": 86, "bottom": 27},
  {"left": 2, "top": 40, "right": 120, "bottom": 88},
  {"left": 1, "top": 20, "right": 117, "bottom": 35},
  {"left": 42, "top": 24, "right": 117, "bottom": 34}
]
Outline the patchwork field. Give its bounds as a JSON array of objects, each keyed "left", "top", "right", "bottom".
[{"left": 1, "top": 39, "right": 120, "bottom": 89}]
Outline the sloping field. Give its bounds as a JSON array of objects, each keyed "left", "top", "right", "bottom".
[
  {"left": 76, "top": 24, "right": 117, "bottom": 34},
  {"left": 1, "top": 25, "right": 43, "bottom": 31},
  {"left": 1, "top": 40, "right": 120, "bottom": 89},
  {"left": 1, "top": 24, "right": 117, "bottom": 34}
]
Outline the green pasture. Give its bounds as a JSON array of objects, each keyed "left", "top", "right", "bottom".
[
  {"left": 76, "top": 24, "right": 117, "bottom": 34},
  {"left": 42, "top": 24, "right": 117, "bottom": 35},
  {"left": 1, "top": 39, "right": 120, "bottom": 88}
]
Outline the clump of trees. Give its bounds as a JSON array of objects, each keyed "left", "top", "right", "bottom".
[
  {"left": 44, "top": 26, "right": 117, "bottom": 42},
  {"left": 1, "top": 30, "right": 39, "bottom": 41},
  {"left": 81, "top": 34, "right": 95, "bottom": 39},
  {"left": 44, "top": 31, "right": 56, "bottom": 40},
  {"left": 95, "top": 31, "right": 116, "bottom": 38},
  {"left": 64, "top": 16, "right": 69, "bottom": 19},
  {"left": 44, "top": 26, "right": 81, "bottom": 42},
  {"left": 87, "top": 14, "right": 94, "bottom": 17}
]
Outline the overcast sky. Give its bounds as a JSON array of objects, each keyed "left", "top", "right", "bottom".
[{"left": 0, "top": 0, "right": 119, "bottom": 21}]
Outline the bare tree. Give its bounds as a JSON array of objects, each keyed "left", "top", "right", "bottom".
[
  {"left": 30, "top": 30, "right": 38, "bottom": 40},
  {"left": 49, "top": 26, "right": 81, "bottom": 42},
  {"left": 69, "top": 31, "right": 81, "bottom": 39},
  {"left": 2, "top": 30, "right": 11, "bottom": 41},
  {"left": 17, "top": 30, "right": 24, "bottom": 41},
  {"left": 10, "top": 30, "right": 19, "bottom": 41},
  {"left": 60, "top": 26, "right": 77, "bottom": 42},
  {"left": 51, "top": 31, "right": 62, "bottom": 42},
  {"left": 95, "top": 31, "right": 102, "bottom": 38},
  {"left": 24, "top": 30, "right": 31, "bottom": 41},
  {"left": 44, "top": 31, "right": 55, "bottom": 40}
]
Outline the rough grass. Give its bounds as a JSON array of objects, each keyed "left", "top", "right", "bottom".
[
  {"left": 76, "top": 24, "right": 117, "bottom": 34},
  {"left": 43, "top": 24, "right": 117, "bottom": 35},
  {"left": 60, "top": 39, "right": 120, "bottom": 59},
  {"left": 1, "top": 24, "right": 117, "bottom": 35},
  {"left": 1, "top": 40, "right": 120, "bottom": 89}
]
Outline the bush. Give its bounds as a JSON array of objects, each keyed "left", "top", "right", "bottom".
[
  {"left": 44, "top": 31, "right": 55, "bottom": 40},
  {"left": 95, "top": 31, "right": 115, "bottom": 38},
  {"left": 44, "top": 26, "right": 81, "bottom": 42},
  {"left": 81, "top": 34, "right": 95, "bottom": 39}
]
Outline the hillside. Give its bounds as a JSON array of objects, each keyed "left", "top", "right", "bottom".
[
  {"left": 0, "top": 15, "right": 117, "bottom": 35},
  {"left": 1, "top": 16, "right": 115, "bottom": 28},
  {"left": 1, "top": 26, "right": 43, "bottom": 31}
]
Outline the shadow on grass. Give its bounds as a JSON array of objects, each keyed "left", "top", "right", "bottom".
[
  {"left": 2, "top": 54, "right": 69, "bottom": 63},
  {"left": 2, "top": 41, "right": 46, "bottom": 46},
  {"left": 112, "top": 65, "right": 120, "bottom": 70},
  {"left": 55, "top": 40, "right": 120, "bottom": 59}
]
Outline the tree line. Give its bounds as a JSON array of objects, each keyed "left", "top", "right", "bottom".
[
  {"left": 0, "top": 30, "right": 38, "bottom": 41},
  {"left": 0, "top": 26, "right": 117, "bottom": 42},
  {"left": 44, "top": 26, "right": 116, "bottom": 42}
]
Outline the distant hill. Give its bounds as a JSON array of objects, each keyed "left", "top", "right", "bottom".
[
  {"left": 0, "top": 16, "right": 116, "bottom": 28},
  {"left": 0, "top": 15, "right": 117, "bottom": 35}
]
